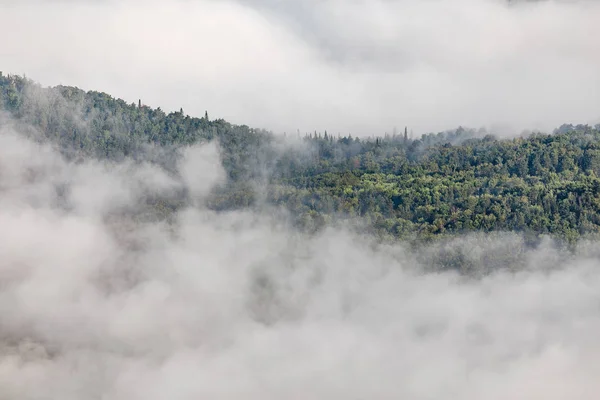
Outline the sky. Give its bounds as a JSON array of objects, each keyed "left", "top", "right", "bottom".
[{"left": 1, "top": 0, "right": 600, "bottom": 136}]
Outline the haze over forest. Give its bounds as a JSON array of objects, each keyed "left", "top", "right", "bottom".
[{"left": 2, "top": 0, "right": 600, "bottom": 399}]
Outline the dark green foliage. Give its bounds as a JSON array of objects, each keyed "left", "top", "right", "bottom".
[{"left": 3, "top": 74, "right": 600, "bottom": 242}]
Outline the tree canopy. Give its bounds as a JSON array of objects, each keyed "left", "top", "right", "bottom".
[{"left": 2, "top": 73, "right": 600, "bottom": 243}]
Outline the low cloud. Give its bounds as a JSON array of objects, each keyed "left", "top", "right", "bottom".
[{"left": 1, "top": 120, "right": 600, "bottom": 398}]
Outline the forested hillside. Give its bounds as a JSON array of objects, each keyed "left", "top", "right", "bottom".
[{"left": 2, "top": 73, "right": 600, "bottom": 242}]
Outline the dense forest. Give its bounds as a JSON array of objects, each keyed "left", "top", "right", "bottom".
[{"left": 2, "top": 73, "right": 600, "bottom": 243}]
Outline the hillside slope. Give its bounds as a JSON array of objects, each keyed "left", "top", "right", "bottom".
[{"left": 2, "top": 73, "right": 600, "bottom": 241}]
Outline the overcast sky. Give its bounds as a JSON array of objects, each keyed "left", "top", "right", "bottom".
[{"left": 1, "top": 0, "right": 599, "bottom": 136}]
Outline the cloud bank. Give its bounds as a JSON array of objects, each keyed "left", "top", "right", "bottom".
[
  {"left": 2, "top": 119, "right": 600, "bottom": 399},
  {"left": 1, "top": 0, "right": 599, "bottom": 136}
]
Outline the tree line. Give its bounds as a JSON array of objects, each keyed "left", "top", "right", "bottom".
[{"left": 3, "top": 73, "right": 600, "bottom": 243}]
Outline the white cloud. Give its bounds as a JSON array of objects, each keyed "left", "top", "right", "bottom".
[
  {"left": 179, "top": 142, "right": 226, "bottom": 201},
  {"left": 0, "top": 121, "right": 598, "bottom": 397},
  {"left": 2, "top": 0, "right": 599, "bottom": 136}
]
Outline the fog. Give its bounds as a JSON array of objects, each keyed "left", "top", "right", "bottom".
[
  {"left": 1, "top": 0, "right": 600, "bottom": 135},
  {"left": 1, "top": 120, "right": 600, "bottom": 399}
]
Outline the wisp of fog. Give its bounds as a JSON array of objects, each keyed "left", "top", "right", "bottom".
[{"left": 1, "top": 120, "right": 600, "bottom": 399}]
